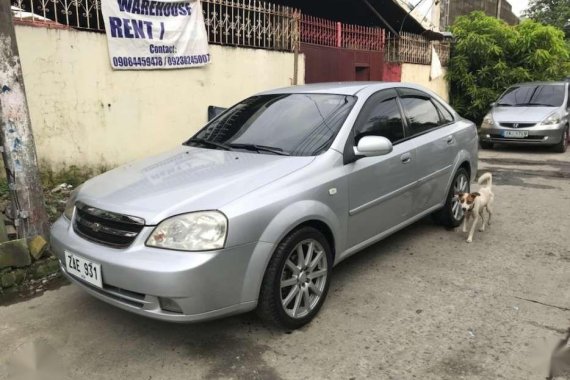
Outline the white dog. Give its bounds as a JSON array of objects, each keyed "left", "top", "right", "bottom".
[{"left": 457, "top": 173, "right": 494, "bottom": 243}]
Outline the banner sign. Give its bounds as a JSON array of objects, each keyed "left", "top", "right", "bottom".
[{"left": 101, "top": 0, "right": 210, "bottom": 70}]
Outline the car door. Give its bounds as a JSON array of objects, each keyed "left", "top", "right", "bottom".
[
  {"left": 397, "top": 88, "right": 458, "bottom": 216},
  {"left": 346, "top": 89, "right": 418, "bottom": 248}
]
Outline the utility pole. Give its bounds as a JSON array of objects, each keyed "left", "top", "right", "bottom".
[
  {"left": 496, "top": 0, "right": 502, "bottom": 20},
  {"left": 0, "top": 0, "right": 49, "bottom": 239}
]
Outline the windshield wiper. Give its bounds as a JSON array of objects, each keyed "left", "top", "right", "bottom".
[
  {"left": 515, "top": 103, "right": 555, "bottom": 107},
  {"left": 184, "top": 138, "right": 232, "bottom": 151},
  {"left": 229, "top": 143, "right": 290, "bottom": 156}
]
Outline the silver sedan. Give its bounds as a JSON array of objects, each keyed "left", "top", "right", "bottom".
[{"left": 51, "top": 82, "right": 478, "bottom": 329}]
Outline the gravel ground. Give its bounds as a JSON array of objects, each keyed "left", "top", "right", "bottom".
[{"left": 1, "top": 146, "right": 569, "bottom": 380}]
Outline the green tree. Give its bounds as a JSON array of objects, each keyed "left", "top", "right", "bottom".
[
  {"left": 524, "top": 0, "right": 570, "bottom": 35},
  {"left": 447, "top": 11, "right": 570, "bottom": 124}
]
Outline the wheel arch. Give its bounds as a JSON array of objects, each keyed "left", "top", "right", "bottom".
[
  {"left": 438, "top": 150, "right": 474, "bottom": 208},
  {"left": 458, "top": 160, "right": 471, "bottom": 180},
  {"left": 240, "top": 200, "right": 342, "bottom": 304},
  {"left": 285, "top": 220, "right": 336, "bottom": 263},
  {"left": 454, "top": 147, "right": 476, "bottom": 183}
]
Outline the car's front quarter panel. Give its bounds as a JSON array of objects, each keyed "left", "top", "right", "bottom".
[
  {"left": 221, "top": 151, "right": 347, "bottom": 249},
  {"left": 220, "top": 150, "right": 349, "bottom": 302}
]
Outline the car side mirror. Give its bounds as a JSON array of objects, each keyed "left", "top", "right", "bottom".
[
  {"left": 354, "top": 136, "right": 393, "bottom": 158},
  {"left": 208, "top": 106, "right": 227, "bottom": 121},
  {"left": 490, "top": 102, "right": 496, "bottom": 108}
]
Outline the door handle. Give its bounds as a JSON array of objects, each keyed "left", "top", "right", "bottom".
[
  {"left": 446, "top": 136, "right": 455, "bottom": 145},
  {"left": 401, "top": 153, "right": 412, "bottom": 164}
]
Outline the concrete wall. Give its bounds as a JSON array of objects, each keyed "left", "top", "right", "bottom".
[
  {"left": 440, "top": 0, "right": 519, "bottom": 29},
  {"left": 14, "top": 25, "right": 304, "bottom": 168},
  {"left": 401, "top": 63, "right": 449, "bottom": 102}
]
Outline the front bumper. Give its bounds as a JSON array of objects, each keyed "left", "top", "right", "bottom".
[
  {"left": 50, "top": 217, "right": 274, "bottom": 322},
  {"left": 479, "top": 125, "right": 566, "bottom": 146}
]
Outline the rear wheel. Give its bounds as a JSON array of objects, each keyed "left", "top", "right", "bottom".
[
  {"left": 554, "top": 127, "right": 568, "bottom": 153},
  {"left": 257, "top": 227, "right": 332, "bottom": 330},
  {"left": 433, "top": 167, "right": 470, "bottom": 228},
  {"left": 480, "top": 141, "right": 494, "bottom": 150}
]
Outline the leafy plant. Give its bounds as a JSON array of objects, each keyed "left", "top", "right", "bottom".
[
  {"left": 1, "top": 165, "right": 110, "bottom": 223},
  {"left": 0, "top": 178, "right": 8, "bottom": 198},
  {"left": 524, "top": 0, "right": 570, "bottom": 35},
  {"left": 447, "top": 12, "right": 570, "bottom": 124},
  {"left": 40, "top": 164, "right": 109, "bottom": 190}
]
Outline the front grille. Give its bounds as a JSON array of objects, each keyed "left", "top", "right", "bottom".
[
  {"left": 73, "top": 202, "right": 145, "bottom": 248},
  {"left": 499, "top": 123, "right": 536, "bottom": 129}
]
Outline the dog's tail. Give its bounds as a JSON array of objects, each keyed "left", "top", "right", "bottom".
[{"left": 477, "top": 172, "right": 492, "bottom": 188}]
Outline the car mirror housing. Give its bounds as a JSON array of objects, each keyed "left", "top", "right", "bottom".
[{"left": 354, "top": 136, "right": 393, "bottom": 158}]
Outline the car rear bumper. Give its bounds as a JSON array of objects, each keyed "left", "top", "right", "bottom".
[
  {"left": 50, "top": 217, "right": 273, "bottom": 322},
  {"left": 479, "top": 127, "right": 565, "bottom": 146}
]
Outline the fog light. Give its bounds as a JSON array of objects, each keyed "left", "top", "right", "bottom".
[
  {"left": 485, "top": 134, "right": 490, "bottom": 138},
  {"left": 159, "top": 298, "right": 183, "bottom": 314}
]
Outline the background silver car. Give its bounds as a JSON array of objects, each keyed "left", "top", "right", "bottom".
[
  {"left": 51, "top": 83, "right": 478, "bottom": 329},
  {"left": 479, "top": 81, "right": 570, "bottom": 153}
]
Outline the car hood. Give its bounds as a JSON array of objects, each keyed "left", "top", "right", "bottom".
[
  {"left": 77, "top": 146, "right": 315, "bottom": 225},
  {"left": 492, "top": 106, "right": 558, "bottom": 123}
]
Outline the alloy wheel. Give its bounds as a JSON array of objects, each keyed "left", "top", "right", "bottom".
[
  {"left": 280, "top": 239, "right": 328, "bottom": 319},
  {"left": 451, "top": 173, "right": 469, "bottom": 222}
]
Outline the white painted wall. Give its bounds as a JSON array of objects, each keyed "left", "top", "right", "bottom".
[
  {"left": 401, "top": 63, "right": 449, "bottom": 102},
  {"left": 14, "top": 25, "right": 304, "bottom": 168}
]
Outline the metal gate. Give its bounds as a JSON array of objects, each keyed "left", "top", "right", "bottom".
[{"left": 300, "top": 15, "right": 388, "bottom": 83}]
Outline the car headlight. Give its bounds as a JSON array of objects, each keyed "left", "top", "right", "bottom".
[
  {"left": 540, "top": 112, "right": 562, "bottom": 126},
  {"left": 146, "top": 211, "right": 228, "bottom": 251},
  {"left": 481, "top": 114, "right": 494, "bottom": 129},
  {"left": 63, "top": 186, "right": 82, "bottom": 220}
]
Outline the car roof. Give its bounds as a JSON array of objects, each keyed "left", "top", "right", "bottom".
[
  {"left": 510, "top": 81, "right": 568, "bottom": 87},
  {"left": 258, "top": 82, "right": 430, "bottom": 96}
]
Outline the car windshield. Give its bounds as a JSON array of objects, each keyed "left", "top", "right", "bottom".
[
  {"left": 187, "top": 94, "right": 357, "bottom": 157},
  {"left": 497, "top": 84, "right": 565, "bottom": 107}
]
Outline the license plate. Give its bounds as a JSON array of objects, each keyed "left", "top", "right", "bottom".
[
  {"left": 503, "top": 130, "right": 528, "bottom": 138},
  {"left": 65, "top": 251, "right": 103, "bottom": 289}
]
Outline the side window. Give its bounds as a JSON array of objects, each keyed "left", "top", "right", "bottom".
[
  {"left": 400, "top": 96, "right": 441, "bottom": 136},
  {"left": 433, "top": 99, "right": 455, "bottom": 125},
  {"left": 354, "top": 96, "right": 405, "bottom": 144}
]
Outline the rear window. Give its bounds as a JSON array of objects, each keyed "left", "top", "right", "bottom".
[
  {"left": 498, "top": 85, "right": 565, "bottom": 107},
  {"left": 433, "top": 100, "right": 455, "bottom": 124}
]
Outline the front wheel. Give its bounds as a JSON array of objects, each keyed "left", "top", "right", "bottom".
[
  {"left": 553, "top": 127, "right": 568, "bottom": 153},
  {"left": 433, "top": 168, "right": 470, "bottom": 228},
  {"left": 257, "top": 227, "right": 332, "bottom": 330}
]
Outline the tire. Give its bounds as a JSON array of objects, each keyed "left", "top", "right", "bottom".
[
  {"left": 553, "top": 126, "right": 568, "bottom": 153},
  {"left": 480, "top": 141, "right": 494, "bottom": 150},
  {"left": 257, "top": 227, "right": 332, "bottom": 330},
  {"left": 433, "top": 167, "right": 470, "bottom": 228}
]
